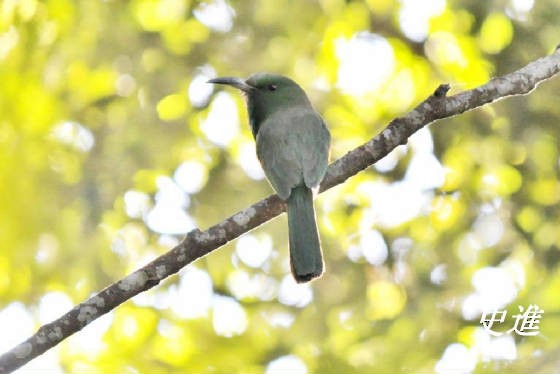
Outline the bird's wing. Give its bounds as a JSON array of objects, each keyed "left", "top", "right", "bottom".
[
  {"left": 300, "top": 114, "right": 331, "bottom": 189},
  {"left": 256, "top": 117, "right": 303, "bottom": 200}
]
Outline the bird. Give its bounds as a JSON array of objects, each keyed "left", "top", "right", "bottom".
[{"left": 208, "top": 73, "right": 331, "bottom": 283}]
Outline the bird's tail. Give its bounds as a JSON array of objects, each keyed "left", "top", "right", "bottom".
[{"left": 287, "top": 185, "right": 324, "bottom": 283}]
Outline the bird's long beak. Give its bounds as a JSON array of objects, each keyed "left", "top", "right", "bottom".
[{"left": 207, "top": 77, "right": 254, "bottom": 93}]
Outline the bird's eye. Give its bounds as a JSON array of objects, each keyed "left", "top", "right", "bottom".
[{"left": 268, "top": 84, "right": 277, "bottom": 91}]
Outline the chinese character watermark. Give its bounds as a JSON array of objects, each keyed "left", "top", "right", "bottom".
[{"left": 480, "top": 305, "right": 544, "bottom": 336}]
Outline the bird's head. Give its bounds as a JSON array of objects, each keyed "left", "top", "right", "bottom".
[{"left": 208, "top": 73, "right": 312, "bottom": 137}]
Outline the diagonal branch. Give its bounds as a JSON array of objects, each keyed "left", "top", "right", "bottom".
[{"left": 1, "top": 47, "right": 559, "bottom": 373}]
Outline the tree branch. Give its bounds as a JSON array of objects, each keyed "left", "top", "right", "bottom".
[{"left": 1, "top": 48, "right": 559, "bottom": 373}]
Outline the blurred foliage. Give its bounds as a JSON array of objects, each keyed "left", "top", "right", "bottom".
[{"left": 1, "top": 0, "right": 560, "bottom": 372}]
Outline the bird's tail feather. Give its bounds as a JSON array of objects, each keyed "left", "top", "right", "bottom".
[{"left": 287, "top": 185, "right": 324, "bottom": 283}]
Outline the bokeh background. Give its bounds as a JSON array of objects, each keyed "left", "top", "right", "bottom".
[{"left": 1, "top": 0, "right": 560, "bottom": 372}]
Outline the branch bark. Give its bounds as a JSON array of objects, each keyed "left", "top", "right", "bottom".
[{"left": 1, "top": 48, "right": 559, "bottom": 373}]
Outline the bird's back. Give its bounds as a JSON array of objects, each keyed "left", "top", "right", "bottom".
[{"left": 256, "top": 107, "right": 330, "bottom": 200}]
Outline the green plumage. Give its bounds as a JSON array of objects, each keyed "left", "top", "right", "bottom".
[
  {"left": 208, "top": 73, "right": 331, "bottom": 282},
  {"left": 287, "top": 185, "right": 323, "bottom": 282}
]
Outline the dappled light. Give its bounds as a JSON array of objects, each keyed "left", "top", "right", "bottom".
[
  {"left": 278, "top": 276, "right": 313, "bottom": 308},
  {"left": 212, "top": 295, "right": 248, "bottom": 337},
  {"left": 266, "top": 355, "right": 308, "bottom": 374},
  {"left": 170, "top": 266, "right": 213, "bottom": 319},
  {"left": 336, "top": 32, "right": 395, "bottom": 96},
  {"left": 201, "top": 91, "right": 240, "bottom": 146},
  {"left": 1, "top": 0, "right": 559, "bottom": 372},
  {"left": 398, "top": 0, "right": 446, "bottom": 42},
  {"left": 462, "top": 266, "right": 521, "bottom": 320},
  {"left": 146, "top": 176, "right": 196, "bottom": 234},
  {"left": 235, "top": 233, "right": 273, "bottom": 268}
]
